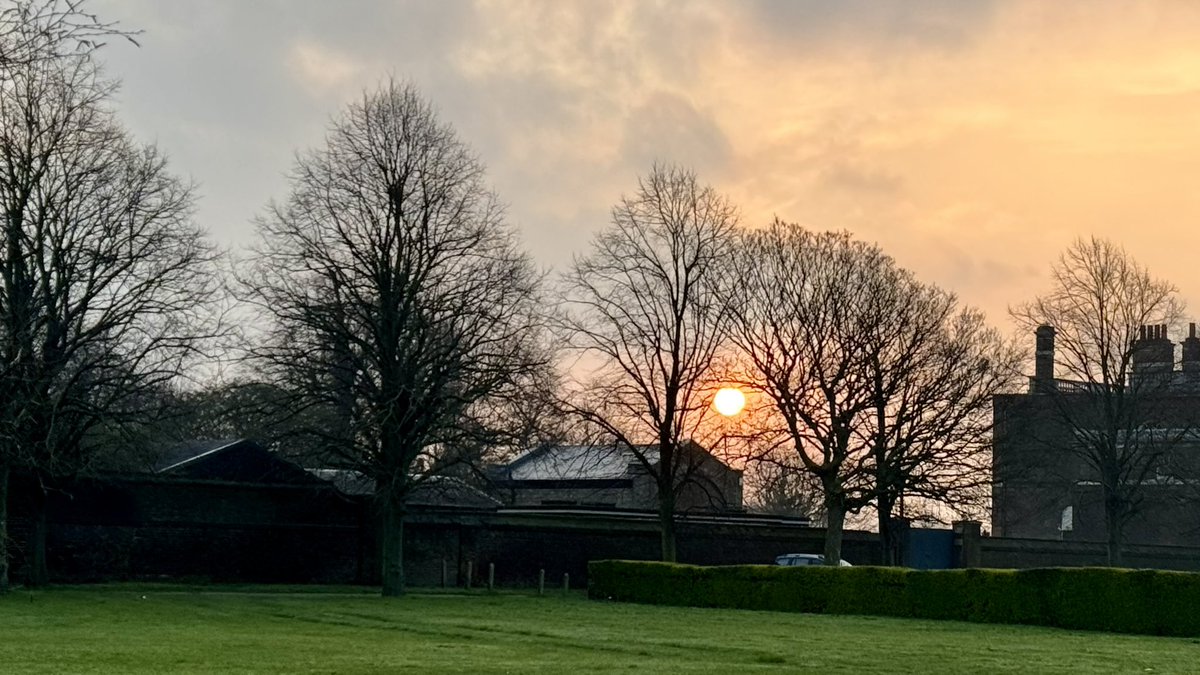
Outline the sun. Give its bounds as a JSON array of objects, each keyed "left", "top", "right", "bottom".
[{"left": 713, "top": 387, "right": 746, "bottom": 417}]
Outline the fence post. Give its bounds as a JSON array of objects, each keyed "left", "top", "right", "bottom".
[
  {"left": 538, "top": 569, "right": 545, "bottom": 596},
  {"left": 441, "top": 558, "right": 448, "bottom": 588},
  {"left": 488, "top": 562, "right": 495, "bottom": 591},
  {"left": 562, "top": 572, "right": 570, "bottom": 596},
  {"left": 466, "top": 560, "right": 473, "bottom": 589}
]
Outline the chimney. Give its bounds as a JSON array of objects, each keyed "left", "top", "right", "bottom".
[
  {"left": 1132, "top": 323, "right": 1175, "bottom": 378},
  {"left": 1034, "top": 325, "right": 1056, "bottom": 393},
  {"left": 1182, "top": 323, "right": 1200, "bottom": 373}
]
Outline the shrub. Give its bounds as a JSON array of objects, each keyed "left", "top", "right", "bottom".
[{"left": 587, "top": 561, "right": 1200, "bottom": 637}]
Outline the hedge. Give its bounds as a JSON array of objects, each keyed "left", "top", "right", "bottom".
[{"left": 587, "top": 560, "right": 1200, "bottom": 637}]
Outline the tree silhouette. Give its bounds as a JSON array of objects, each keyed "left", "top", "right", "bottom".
[
  {"left": 562, "top": 164, "right": 738, "bottom": 561},
  {"left": 241, "top": 79, "right": 546, "bottom": 596},
  {"left": 0, "top": 0, "right": 216, "bottom": 591},
  {"left": 1011, "top": 237, "right": 1186, "bottom": 565}
]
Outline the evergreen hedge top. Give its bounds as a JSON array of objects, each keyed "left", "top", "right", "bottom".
[{"left": 588, "top": 560, "right": 1200, "bottom": 637}]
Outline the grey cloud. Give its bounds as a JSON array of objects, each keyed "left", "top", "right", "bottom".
[
  {"left": 620, "top": 91, "right": 733, "bottom": 178},
  {"left": 93, "top": 0, "right": 480, "bottom": 243},
  {"left": 742, "top": 0, "right": 999, "bottom": 53}
]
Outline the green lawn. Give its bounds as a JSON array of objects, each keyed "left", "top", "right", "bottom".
[{"left": 0, "top": 586, "right": 1197, "bottom": 673}]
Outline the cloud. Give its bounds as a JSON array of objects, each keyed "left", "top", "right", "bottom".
[
  {"left": 89, "top": 0, "right": 1200, "bottom": 327},
  {"left": 620, "top": 92, "right": 733, "bottom": 177},
  {"left": 819, "top": 162, "right": 902, "bottom": 196},
  {"left": 286, "top": 40, "right": 364, "bottom": 96},
  {"left": 740, "top": 0, "right": 999, "bottom": 54}
]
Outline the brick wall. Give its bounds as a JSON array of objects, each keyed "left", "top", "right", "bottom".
[{"left": 979, "top": 536, "right": 1200, "bottom": 571}]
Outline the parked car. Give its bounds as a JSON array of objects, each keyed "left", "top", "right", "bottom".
[{"left": 774, "top": 553, "right": 852, "bottom": 567}]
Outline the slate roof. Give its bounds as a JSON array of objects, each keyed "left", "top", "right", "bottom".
[
  {"left": 153, "top": 438, "right": 244, "bottom": 473},
  {"left": 505, "top": 444, "right": 656, "bottom": 481},
  {"left": 307, "top": 469, "right": 502, "bottom": 509},
  {"left": 492, "top": 441, "right": 751, "bottom": 483},
  {"left": 153, "top": 438, "right": 326, "bottom": 485}
]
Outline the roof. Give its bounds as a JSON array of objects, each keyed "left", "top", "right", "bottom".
[
  {"left": 153, "top": 439, "right": 245, "bottom": 473},
  {"left": 154, "top": 438, "right": 325, "bottom": 485},
  {"left": 500, "top": 441, "right": 736, "bottom": 482},
  {"left": 505, "top": 444, "right": 656, "bottom": 481},
  {"left": 307, "top": 469, "right": 502, "bottom": 509}
]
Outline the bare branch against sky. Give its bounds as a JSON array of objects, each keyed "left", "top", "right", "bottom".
[
  {"left": 85, "top": 0, "right": 1200, "bottom": 325},
  {"left": 0, "top": 0, "right": 220, "bottom": 592},
  {"left": 9, "top": 0, "right": 1200, "bottom": 590},
  {"left": 240, "top": 79, "right": 546, "bottom": 597},
  {"left": 561, "top": 163, "right": 738, "bottom": 562}
]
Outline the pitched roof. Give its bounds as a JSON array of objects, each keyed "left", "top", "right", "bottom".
[
  {"left": 306, "top": 469, "right": 501, "bottom": 509},
  {"left": 500, "top": 441, "right": 740, "bottom": 483},
  {"left": 155, "top": 438, "right": 325, "bottom": 485},
  {"left": 504, "top": 443, "right": 658, "bottom": 481},
  {"left": 153, "top": 439, "right": 247, "bottom": 473}
]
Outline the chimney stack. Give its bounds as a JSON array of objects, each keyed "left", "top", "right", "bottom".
[
  {"left": 1182, "top": 323, "right": 1200, "bottom": 373},
  {"left": 1035, "top": 325, "right": 1056, "bottom": 393},
  {"left": 1132, "top": 323, "right": 1175, "bottom": 378}
]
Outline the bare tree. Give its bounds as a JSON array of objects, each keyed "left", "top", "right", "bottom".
[
  {"left": 0, "top": 0, "right": 137, "bottom": 71},
  {"left": 1011, "top": 237, "right": 1186, "bottom": 565},
  {"left": 860, "top": 281, "right": 1021, "bottom": 564},
  {"left": 152, "top": 380, "right": 296, "bottom": 448},
  {"left": 0, "top": 1, "right": 217, "bottom": 591},
  {"left": 241, "top": 79, "right": 546, "bottom": 596},
  {"left": 743, "top": 451, "right": 825, "bottom": 520},
  {"left": 725, "top": 222, "right": 889, "bottom": 565},
  {"left": 561, "top": 164, "right": 738, "bottom": 561}
]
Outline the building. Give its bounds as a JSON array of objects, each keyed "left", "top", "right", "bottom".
[
  {"left": 154, "top": 439, "right": 327, "bottom": 485},
  {"left": 993, "top": 324, "right": 1200, "bottom": 546},
  {"left": 490, "top": 441, "right": 743, "bottom": 513}
]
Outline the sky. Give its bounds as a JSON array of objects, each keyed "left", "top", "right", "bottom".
[{"left": 90, "top": 0, "right": 1200, "bottom": 334}]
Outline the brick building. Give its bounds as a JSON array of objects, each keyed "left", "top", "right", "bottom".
[{"left": 993, "top": 324, "right": 1200, "bottom": 546}]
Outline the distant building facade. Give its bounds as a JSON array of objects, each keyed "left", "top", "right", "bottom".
[
  {"left": 993, "top": 324, "right": 1200, "bottom": 546},
  {"left": 489, "top": 441, "right": 743, "bottom": 513}
]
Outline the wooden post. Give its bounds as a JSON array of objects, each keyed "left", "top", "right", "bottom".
[
  {"left": 538, "top": 569, "right": 545, "bottom": 596},
  {"left": 466, "top": 561, "right": 473, "bottom": 589},
  {"left": 562, "top": 572, "right": 570, "bottom": 596},
  {"left": 487, "top": 562, "right": 495, "bottom": 591},
  {"left": 441, "top": 558, "right": 448, "bottom": 588}
]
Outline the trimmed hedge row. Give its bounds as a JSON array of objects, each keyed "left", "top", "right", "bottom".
[{"left": 587, "top": 560, "right": 1200, "bottom": 637}]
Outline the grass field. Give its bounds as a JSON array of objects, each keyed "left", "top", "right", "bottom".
[{"left": 1, "top": 586, "right": 1198, "bottom": 673}]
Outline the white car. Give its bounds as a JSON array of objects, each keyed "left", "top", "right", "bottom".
[{"left": 774, "top": 553, "right": 853, "bottom": 567}]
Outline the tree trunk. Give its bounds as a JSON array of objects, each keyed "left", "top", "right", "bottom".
[
  {"left": 658, "top": 493, "right": 677, "bottom": 562},
  {"left": 824, "top": 498, "right": 846, "bottom": 565},
  {"left": 0, "top": 465, "right": 9, "bottom": 594},
  {"left": 1103, "top": 487, "right": 1124, "bottom": 567},
  {"left": 380, "top": 496, "right": 406, "bottom": 597},
  {"left": 28, "top": 485, "right": 48, "bottom": 587}
]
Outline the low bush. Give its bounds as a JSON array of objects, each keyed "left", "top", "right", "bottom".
[{"left": 587, "top": 560, "right": 1200, "bottom": 637}]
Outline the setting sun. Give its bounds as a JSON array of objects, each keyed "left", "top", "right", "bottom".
[{"left": 713, "top": 387, "right": 746, "bottom": 417}]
